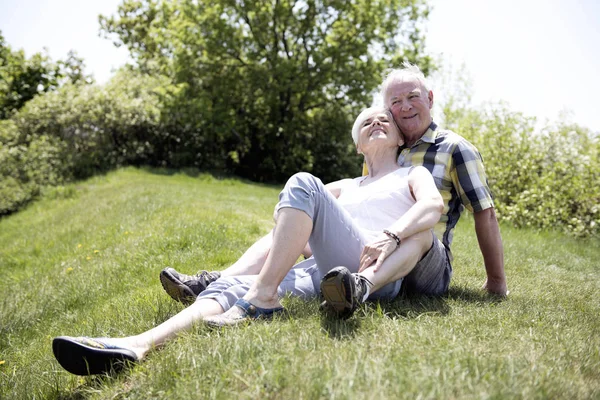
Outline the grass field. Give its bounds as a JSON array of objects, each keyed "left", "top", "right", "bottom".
[{"left": 1, "top": 167, "right": 599, "bottom": 399}]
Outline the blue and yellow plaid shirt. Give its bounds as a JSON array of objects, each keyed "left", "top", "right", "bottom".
[{"left": 364, "top": 122, "right": 494, "bottom": 260}]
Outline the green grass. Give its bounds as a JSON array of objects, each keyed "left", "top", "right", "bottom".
[{"left": 1, "top": 167, "right": 598, "bottom": 399}]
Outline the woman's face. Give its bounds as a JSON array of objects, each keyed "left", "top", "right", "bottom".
[{"left": 356, "top": 110, "right": 404, "bottom": 154}]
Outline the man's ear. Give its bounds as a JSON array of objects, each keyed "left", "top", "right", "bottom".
[{"left": 428, "top": 90, "right": 434, "bottom": 109}]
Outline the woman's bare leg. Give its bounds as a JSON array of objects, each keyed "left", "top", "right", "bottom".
[
  {"left": 242, "top": 208, "right": 313, "bottom": 309},
  {"left": 109, "top": 298, "right": 224, "bottom": 360}
]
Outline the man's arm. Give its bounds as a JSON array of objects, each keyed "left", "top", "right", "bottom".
[
  {"left": 449, "top": 138, "right": 506, "bottom": 295},
  {"left": 473, "top": 207, "right": 507, "bottom": 296}
]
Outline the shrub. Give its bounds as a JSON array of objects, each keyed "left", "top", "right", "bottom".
[
  {"left": 445, "top": 104, "right": 599, "bottom": 237},
  {"left": 0, "top": 120, "right": 69, "bottom": 214},
  {"left": 13, "top": 70, "right": 166, "bottom": 178}
]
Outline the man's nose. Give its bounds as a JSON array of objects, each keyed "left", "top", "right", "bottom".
[{"left": 399, "top": 100, "right": 412, "bottom": 111}]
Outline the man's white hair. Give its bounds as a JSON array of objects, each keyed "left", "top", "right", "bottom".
[
  {"left": 351, "top": 106, "right": 389, "bottom": 144},
  {"left": 380, "top": 62, "right": 431, "bottom": 104}
]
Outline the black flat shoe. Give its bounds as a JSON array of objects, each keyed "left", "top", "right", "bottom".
[{"left": 52, "top": 336, "right": 138, "bottom": 376}]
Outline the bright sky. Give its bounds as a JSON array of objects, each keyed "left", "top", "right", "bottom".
[
  {"left": 1, "top": 0, "right": 599, "bottom": 132},
  {"left": 0, "top": 0, "right": 130, "bottom": 84},
  {"left": 427, "top": 0, "right": 600, "bottom": 132}
]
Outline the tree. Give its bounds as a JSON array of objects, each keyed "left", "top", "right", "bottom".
[
  {"left": 0, "top": 31, "right": 93, "bottom": 120},
  {"left": 100, "top": 0, "right": 434, "bottom": 181}
]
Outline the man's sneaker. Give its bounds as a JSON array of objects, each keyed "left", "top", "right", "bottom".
[
  {"left": 320, "top": 266, "right": 372, "bottom": 319},
  {"left": 159, "top": 267, "right": 221, "bottom": 304}
]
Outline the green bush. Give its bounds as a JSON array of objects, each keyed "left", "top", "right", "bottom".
[
  {"left": 11, "top": 65, "right": 365, "bottom": 183},
  {"left": 445, "top": 104, "right": 600, "bottom": 237},
  {"left": 13, "top": 70, "right": 166, "bottom": 178},
  {"left": 0, "top": 120, "right": 69, "bottom": 214},
  {"left": 1, "top": 70, "right": 168, "bottom": 215}
]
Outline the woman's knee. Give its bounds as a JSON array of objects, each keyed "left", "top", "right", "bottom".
[
  {"left": 277, "top": 172, "right": 326, "bottom": 220},
  {"left": 286, "top": 172, "right": 322, "bottom": 192}
]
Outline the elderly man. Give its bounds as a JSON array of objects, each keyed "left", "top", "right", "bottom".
[
  {"left": 380, "top": 63, "right": 506, "bottom": 296},
  {"left": 160, "top": 63, "right": 507, "bottom": 323}
]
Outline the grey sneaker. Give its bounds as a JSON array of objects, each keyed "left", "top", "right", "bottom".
[
  {"left": 320, "top": 266, "right": 372, "bottom": 319},
  {"left": 159, "top": 267, "right": 221, "bottom": 304}
]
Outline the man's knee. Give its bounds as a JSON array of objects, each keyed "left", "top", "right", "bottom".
[
  {"left": 371, "top": 231, "right": 433, "bottom": 287},
  {"left": 402, "top": 234, "right": 450, "bottom": 296},
  {"left": 403, "top": 230, "right": 434, "bottom": 258}
]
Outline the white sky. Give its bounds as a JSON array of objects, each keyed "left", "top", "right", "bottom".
[
  {"left": 426, "top": 0, "right": 600, "bottom": 132},
  {"left": 0, "top": 0, "right": 130, "bottom": 84},
  {"left": 1, "top": 0, "right": 599, "bottom": 132}
]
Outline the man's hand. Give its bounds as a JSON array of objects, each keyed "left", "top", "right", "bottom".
[
  {"left": 358, "top": 235, "right": 398, "bottom": 272},
  {"left": 482, "top": 277, "right": 508, "bottom": 296}
]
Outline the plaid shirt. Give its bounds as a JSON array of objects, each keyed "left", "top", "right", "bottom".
[{"left": 365, "top": 122, "right": 494, "bottom": 259}]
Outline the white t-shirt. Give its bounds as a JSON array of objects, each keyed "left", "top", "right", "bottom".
[{"left": 336, "top": 167, "right": 415, "bottom": 239}]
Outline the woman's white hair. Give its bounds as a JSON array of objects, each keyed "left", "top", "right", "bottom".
[
  {"left": 380, "top": 62, "right": 431, "bottom": 103},
  {"left": 351, "top": 106, "right": 389, "bottom": 144}
]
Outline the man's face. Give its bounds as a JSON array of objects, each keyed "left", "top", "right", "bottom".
[{"left": 384, "top": 77, "right": 433, "bottom": 139}]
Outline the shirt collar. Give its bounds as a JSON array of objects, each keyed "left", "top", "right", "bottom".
[
  {"left": 419, "top": 121, "right": 438, "bottom": 144},
  {"left": 402, "top": 121, "right": 438, "bottom": 149}
]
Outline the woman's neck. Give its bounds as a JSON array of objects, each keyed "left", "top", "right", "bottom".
[{"left": 363, "top": 148, "right": 399, "bottom": 178}]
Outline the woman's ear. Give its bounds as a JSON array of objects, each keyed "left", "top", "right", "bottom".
[
  {"left": 398, "top": 135, "right": 405, "bottom": 147},
  {"left": 356, "top": 144, "right": 362, "bottom": 155}
]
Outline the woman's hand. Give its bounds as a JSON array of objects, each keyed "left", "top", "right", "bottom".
[{"left": 359, "top": 234, "right": 398, "bottom": 272}]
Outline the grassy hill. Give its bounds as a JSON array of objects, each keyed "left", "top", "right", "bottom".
[{"left": 1, "top": 167, "right": 598, "bottom": 399}]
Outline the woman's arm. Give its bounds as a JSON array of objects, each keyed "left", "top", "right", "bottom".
[
  {"left": 359, "top": 166, "right": 443, "bottom": 271},
  {"left": 386, "top": 166, "right": 444, "bottom": 240}
]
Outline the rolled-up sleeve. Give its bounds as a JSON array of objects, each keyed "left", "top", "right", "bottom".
[{"left": 450, "top": 140, "right": 494, "bottom": 213}]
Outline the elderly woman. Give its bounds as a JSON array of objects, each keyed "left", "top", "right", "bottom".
[{"left": 53, "top": 106, "right": 446, "bottom": 375}]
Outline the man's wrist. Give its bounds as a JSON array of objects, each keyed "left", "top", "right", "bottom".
[
  {"left": 483, "top": 276, "right": 508, "bottom": 296},
  {"left": 486, "top": 271, "right": 506, "bottom": 283}
]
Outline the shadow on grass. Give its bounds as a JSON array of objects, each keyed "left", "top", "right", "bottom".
[
  {"left": 140, "top": 166, "right": 283, "bottom": 189},
  {"left": 319, "top": 314, "right": 362, "bottom": 339},
  {"left": 319, "top": 295, "right": 450, "bottom": 339},
  {"left": 140, "top": 166, "right": 203, "bottom": 177},
  {"left": 318, "top": 285, "right": 507, "bottom": 338},
  {"left": 446, "top": 285, "right": 507, "bottom": 304},
  {"left": 375, "top": 294, "right": 451, "bottom": 320}
]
